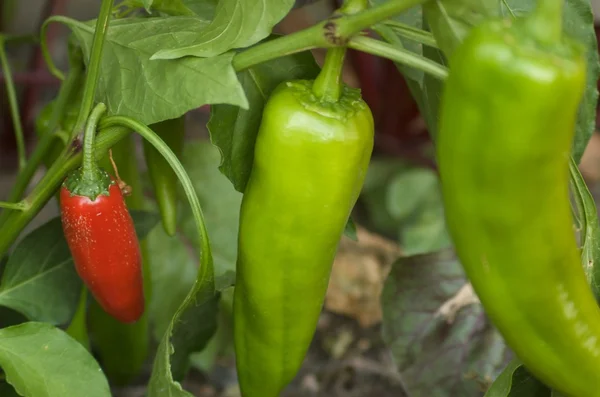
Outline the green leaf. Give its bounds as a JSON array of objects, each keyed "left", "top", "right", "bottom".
[
  {"left": 151, "top": 0, "right": 295, "bottom": 60},
  {"left": 130, "top": 0, "right": 195, "bottom": 15},
  {"left": 0, "top": 218, "right": 81, "bottom": 325},
  {"left": 178, "top": 141, "right": 242, "bottom": 278},
  {"left": 182, "top": 0, "right": 217, "bottom": 17},
  {"left": 208, "top": 38, "right": 320, "bottom": 192},
  {"left": 484, "top": 359, "right": 551, "bottom": 397},
  {"left": 0, "top": 322, "right": 110, "bottom": 397},
  {"left": 344, "top": 217, "right": 358, "bottom": 241},
  {"left": 372, "top": 4, "right": 445, "bottom": 138},
  {"left": 147, "top": 286, "right": 221, "bottom": 396},
  {"left": 0, "top": 382, "right": 20, "bottom": 397},
  {"left": 131, "top": 209, "right": 162, "bottom": 238},
  {"left": 0, "top": 307, "right": 27, "bottom": 329},
  {"left": 386, "top": 168, "right": 438, "bottom": 220},
  {"left": 53, "top": 16, "right": 247, "bottom": 126},
  {"left": 88, "top": 302, "right": 149, "bottom": 385},
  {"left": 423, "top": 0, "right": 498, "bottom": 56},
  {"left": 142, "top": 0, "right": 154, "bottom": 11},
  {"left": 148, "top": 225, "right": 197, "bottom": 341},
  {"left": 381, "top": 249, "right": 510, "bottom": 396},
  {"left": 569, "top": 158, "right": 600, "bottom": 299}
]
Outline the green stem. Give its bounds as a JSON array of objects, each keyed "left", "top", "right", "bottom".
[
  {"left": 0, "top": 125, "right": 131, "bottom": 258},
  {"left": 72, "top": 0, "right": 115, "bottom": 137},
  {"left": 0, "top": 201, "right": 28, "bottom": 211},
  {"left": 0, "top": 36, "right": 26, "bottom": 170},
  {"left": 527, "top": 0, "right": 564, "bottom": 44},
  {"left": 0, "top": 65, "right": 83, "bottom": 227},
  {"left": 232, "top": 0, "right": 426, "bottom": 72},
  {"left": 99, "top": 115, "right": 214, "bottom": 284},
  {"left": 81, "top": 103, "right": 107, "bottom": 180},
  {"left": 311, "top": 0, "right": 368, "bottom": 102},
  {"left": 312, "top": 48, "right": 346, "bottom": 102},
  {"left": 40, "top": 20, "right": 65, "bottom": 81},
  {"left": 337, "top": 0, "right": 428, "bottom": 38},
  {"left": 378, "top": 21, "right": 438, "bottom": 48},
  {"left": 348, "top": 35, "right": 448, "bottom": 80},
  {"left": 232, "top": 25, "right": 328, "bottom": 72}
]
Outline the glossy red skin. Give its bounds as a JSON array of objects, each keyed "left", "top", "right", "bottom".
[{"left": 60, "top": 182, "right": 144, "bottom": 323}]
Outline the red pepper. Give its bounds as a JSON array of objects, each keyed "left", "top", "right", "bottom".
[
  {"left": 60, "top": 180, "right": 144, "bottom": 323},
  {"left": 60, "top": 103, "right": 144, "bottom": 323}
]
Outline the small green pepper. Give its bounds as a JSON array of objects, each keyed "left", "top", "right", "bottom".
[
  {"left": 143, "top": 117, "right": 185, "bottom": 236},
  {"left": 437, "top": 2, "right": 600, "bottom": 396}
]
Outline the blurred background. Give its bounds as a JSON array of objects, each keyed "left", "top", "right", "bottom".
[{"left": 2, "top": 1, "right": 600, "bottom": 396}]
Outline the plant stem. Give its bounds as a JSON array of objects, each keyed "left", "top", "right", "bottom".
[
  {"left": 312, "top": 48, "right": 346, "bottom": 102},
  {"left": 232, "top": 0, "right": 427, "bottom": 72},
  {"left": 81, "top": 103, "right": 107, "bottom": 180},
  {"left": 348, "top": 35, "right": 448, "bottom": 80},
  {"left": 40, "top": 19, "right": 65, "bottom": 81},
  {"left": 0, "top": 65, "right": 83, "bottom": 227},
  {"left": 233, "top": 25, "right": 329, "bottom": 72},
  {"left": 337, "top": 0, "right": 428, "bottom": 38},
  {"left": 99, "top": 115, "right": 214, "bottom": 284},
  {"left": 311, "top": 0, "right": 369, "bottom": 102},
  {"left": 0, "top": 201, "right": 28, "bottom": 211},
  {"left": 0, "top": 35, "right": 26, "bottom": 170},
  {"left": 0, "top": 125, "right": 130, "bottom": 258},
  {"left": 379, "top": 21, "right": 438, "bottom": 48},
  {"left": 72, "top": 0, "right": 115, "bottom": 137},
  {"left": 527, "top": 0, "right": 564, "bottom": 44}
]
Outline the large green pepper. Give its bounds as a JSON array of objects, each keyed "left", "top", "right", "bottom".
[
  {"left": 437, "top": 2, "right": 600, "bottom": 396},
  {"left": 233, "top": 45, "right": 374, "bottom": 396},
  {"left": 143, "top": 117, "right": 185, "bottom": 236}
]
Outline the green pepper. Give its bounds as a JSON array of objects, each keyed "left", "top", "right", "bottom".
[
  {"left": 233, "top": 44, "right": 374, "bottom": 396},
  {"left": 143, "top": 117, "right": 185, "bottom": 236},
  {"left": 436, "top": 2, "right": 600, "bottom": 396}
]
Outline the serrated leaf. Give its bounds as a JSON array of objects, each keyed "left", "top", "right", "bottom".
[
  {"left": 382, "top": 250, "right": 511, "bottom": 396},
  {"left": 208, "top": 39, "right": 320, "bottom": 192},
  {"left": 0, "top": 322, "right": 110, "bottom": 397},
  {"left": 53, "top": 16, "right": 247, "bottom": 125},
  {"left": 151, "top": 0, "right": 295, "bottom": 60},
  {"left": 147, "top": 285, "right": 221, "bottom": 396}
]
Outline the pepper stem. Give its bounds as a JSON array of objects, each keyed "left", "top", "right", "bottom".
[
  {"left": 81, "top": 103, "right": 108, "bottom": 181},
  {"left": 527, "top": 0, "right": 564, "bottom": 44},
  {"left": 312, "top": 47, "right": 347, "bottom": 103}
]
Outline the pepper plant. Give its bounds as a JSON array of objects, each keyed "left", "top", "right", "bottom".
[{"left": 0, "top": 0, "right": 598, "bottom": 396}]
